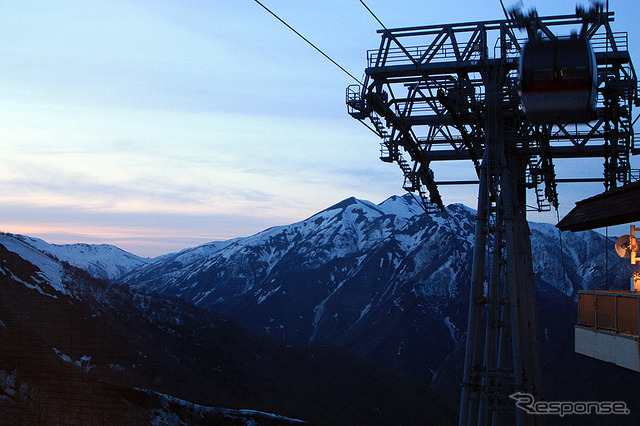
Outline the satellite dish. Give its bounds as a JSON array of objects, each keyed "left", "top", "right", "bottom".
[{"left": 615, "top": 234, "right": 640, "bottom": 259}]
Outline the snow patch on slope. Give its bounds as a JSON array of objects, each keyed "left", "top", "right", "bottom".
[
  {"left": 0, "top": 234, "right": 67, "bottom": 295},
  {"left": 10, "top": 234, "right": 152, "bottom": 280}
]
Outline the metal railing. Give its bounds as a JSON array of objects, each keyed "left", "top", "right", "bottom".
[
  {"left": 578, "top": 290, "right": 640, "bottom": 336},
  {"left": 367, "top": 44, "right": 484, "bottom": 68},
  {"left": 366, "top": 31, "right": 628, "bottom": 70},
  {"left": 591, "top": 31, "right": 628, "bottom": 53}
]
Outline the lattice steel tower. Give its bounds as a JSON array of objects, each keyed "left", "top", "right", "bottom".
[{"left": 347, "top": 6, "right": 637, "bottom": 425}]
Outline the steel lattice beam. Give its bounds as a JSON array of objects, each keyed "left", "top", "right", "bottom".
[
  {"left": 347, "top": 10, "right": 638, "bottom": 209},
  {"left": 347, "top": 6, "right": 638, "bottom": 426}
]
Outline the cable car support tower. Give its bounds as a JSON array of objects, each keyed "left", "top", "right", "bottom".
[{"left": 346, "top": 5, "right": 638, "bottom": 425}]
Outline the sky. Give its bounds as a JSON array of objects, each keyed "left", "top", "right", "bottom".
[{"left": 0, "top": 0, "right": 638, "bottom": 257}]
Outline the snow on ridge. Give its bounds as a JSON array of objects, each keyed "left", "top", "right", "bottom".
[
  {"left": 206, "top": 196, "right": 393, "bottom": 266},
  {"left": 357, "top": 198, "right": 386, "bottom": 215},
  {"left": 52, "top": 348, "right": 94, "bottom": 372},
  {"left": 443, "top": 316, "right": 460, "bottom": 343},
  {"left": 446, "top": 202, "right": 476, "bottom": 213},
  {"left": 257, "top": 285, "right": 281, "bottom": 305},
  {"left": 177, "top": 195, "right": 460, "bottom": 272},
  {"left": 8, "top": 234, "right": 152, "bottom": 280},
  {"left": 378, "top": 194, "right": 425, "bottom": 219},
  {"left": 0, "top": 234, "right": 67, "bottom": 294},
  {"left": 124, "top": 195, "right": 464, "bottom": 292},
  {"left": 140, "top": 387, "right": 307, "bottom": 424},
  {"left": 528, "top": 221, "right": 561, "bottom": 237},
  {"left": 167, "top": 239, "right": 241, "bottom": 267},
  {"left": 308, "top": 196, "right": 386, "bottom": 222}
]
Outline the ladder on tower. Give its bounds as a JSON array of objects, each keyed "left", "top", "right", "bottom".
[
  {"left": 369, "top": 115, "right": 396, "bottom": 163},
  {"left": 397, "top": 156, "right": 418, "bottom": 191},
  {"left": 527, "top": 160, "right": 552, "bottom": 212}
]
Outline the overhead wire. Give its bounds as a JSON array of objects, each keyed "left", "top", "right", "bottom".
[
  {"left": 358, "top": 0, "right": 389, "bottom": 32},
  {"left": 252, "top": 0, "right": 363, "bottom": 85},
  {"left": 555, "top": 208, "right": 573, "bottom": 328},
  {"left": 605, "top": 226, "right": 609, "bottom": 290}
]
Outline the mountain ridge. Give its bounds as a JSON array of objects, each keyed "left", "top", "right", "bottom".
[
  {"left": 3, "top": 193, "right": 640, "bottom": 421},
  {"left": 113, "top": 194, "right": 631, "bottom": 390},
  {"left": 0, "top": 229, "right": 455, "bottom": 424},
  {"left": 1, "top": 232, "right": 153, "bottom": 281}
]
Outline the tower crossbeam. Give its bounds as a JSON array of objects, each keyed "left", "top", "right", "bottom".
[{"left": 347, "top": 6, "right": 638, "bottom": 425}]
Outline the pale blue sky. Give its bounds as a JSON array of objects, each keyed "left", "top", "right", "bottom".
[{"left": 0, "top": 0, "right": 638, "bottom": 256}]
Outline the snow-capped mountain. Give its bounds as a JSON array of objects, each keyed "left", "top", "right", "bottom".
[
  {"left": 122, "top": 194, "right": 474, "bottom": 299},
  {"left": 0, "top": 233, "right": 71, "bottom": 296},
  {"left": 3, "top": 233, "right": 153, "bottom": 281},
  {"left": 3, "top": 193, "right": 639, "bottom": 420},
  {"left": 118, "top": 194, "right": 630, "bottom": 388},
  {"left": 0, "top": 227, "right": 451, "bottom": 424}
]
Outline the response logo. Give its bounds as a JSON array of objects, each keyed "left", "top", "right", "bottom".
[{"left": 510, "top": 392, "right": 630, "bottom": 417}]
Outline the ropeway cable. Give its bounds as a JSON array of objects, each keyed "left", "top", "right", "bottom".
[
  {"left": 555, "top": 208, "right": 573, "bottom": 328},
  {"left": 358, "top": 0, "right": 388, "bottom": 32},
  {"left": 252, "top": 0, "right": 363, "bottom": 85}
]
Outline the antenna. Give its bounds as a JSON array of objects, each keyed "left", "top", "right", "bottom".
[
  {"left": 615, "top": 225, "right": 639, "bottom": 263},
  {"left": 615, "top": 225, "right": 640, "bottom": 290}
]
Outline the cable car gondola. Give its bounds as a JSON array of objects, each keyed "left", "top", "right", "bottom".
[{"left": 519, "top": 36, "right": 598, "bottom": 124}]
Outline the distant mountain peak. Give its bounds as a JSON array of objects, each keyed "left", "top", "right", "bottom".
[
  {"left": 2, "top": 233, "right": 152, "bottom": 281},
  {"left": 378, "top": 193, "right": 426, "bottom": 219},
  {"left": 0, "top": 234, "right": 68, "bottom": 295},
  {"left": 315, "top": 196, "right": 384, "bottom": 216}
]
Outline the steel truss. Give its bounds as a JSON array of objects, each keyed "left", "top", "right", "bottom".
[{"left": 347, "top": 7, "right": 638, "bottom": 425}]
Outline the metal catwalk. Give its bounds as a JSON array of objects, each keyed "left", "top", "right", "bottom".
[{"left": 347, "top": 5, "right": 637, "bottom": 425}]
